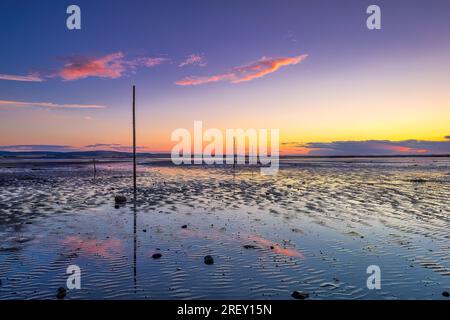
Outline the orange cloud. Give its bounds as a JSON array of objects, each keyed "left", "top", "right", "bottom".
[{"left": 176, "top": 54, "right": 308, "bottom": 86}]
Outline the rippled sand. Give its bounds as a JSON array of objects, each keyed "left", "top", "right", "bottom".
[{"left": 0, "top": 157, "right": 449, "bottom": 299}]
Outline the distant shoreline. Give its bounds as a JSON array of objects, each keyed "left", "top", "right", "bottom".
[
  {"left": 0, "top": 151, "right": 449, "bottom": 169},
  {"left": 1, "top": 150, "right": 450, "bottom": 159}
]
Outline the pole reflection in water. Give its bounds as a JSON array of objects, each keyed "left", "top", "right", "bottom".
[{"left": 133, "top": 190, "right": 137, "bottom": 293}]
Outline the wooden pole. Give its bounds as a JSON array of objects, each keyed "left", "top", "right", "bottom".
[
  {"left": 132, "top": 85, "right": 137, "bottom": 193},
  {"left": 233, "top": 136, "right": 236, "bottom": 169},
  {"left": 132, "top": 86, "right": 137, "bottom": 291}
]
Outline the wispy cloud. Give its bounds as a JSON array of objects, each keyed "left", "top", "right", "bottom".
[
  {"left": 176, "top": 54, "right": 308, "bottom": 86},
  {"left": 0, "top": 99, "right": 106, "bottom": 109},
  {"left": 0, "top": 73, "right": 44, "bottom": 82},
  {"left": 0, "top": 144, "right": 149, "bottom": 153},
  {"left": 132, "top": 57, "right": 169, "bottom": 68},
  {"left": 84, "top": 143, "right": 147, "bottom": 152},
  {"left": 56, "top": 52, "right": 168, "bottom": 81},
  {"left": 0, "top": 145, "right": 77, "bottom": 152},
  {"left": 287, "top": 140, "right": 450, "bottom": 156},
  {"left": 1, "top": 52, "right": 168, "bottom": 82},
  {"left": 285, "top": 31, "right": 297, "bottom": 43},
  {"left": 179, "top": 54, "right": 206, "bottom": 67}
]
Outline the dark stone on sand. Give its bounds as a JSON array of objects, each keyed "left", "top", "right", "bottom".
[
  {"left": 56, "top": 287, "right": 67, "bottom": 299},
  {"left": 443, "top": 291, "right": 450, "bottom": 297},
  {"left": 0, "top": 279, "right": 2, "bottom": 286},
  {"left": 143, "top": 229, "right": 147, "bottom": 232},
  {"left": 152, "top": 253, "right": 162, "bottom": 259},
  {"left": 114, "top": 204, "right": 120, "bottom": 209},
  {"left": 243, "top": 245, "right": 259, "bottom": 249},
  {"left": 409, "top": 178, "right": 427, "bottom": 183},
  {"left": 181, "top": 225, "right": 187, "bottom": 229},
  {"left": 204, "top": 255, "right": 214, "bottom": 265},
  {"left": 291, "top": 290, "right": 309, "bottom": 300},
  {"left": 270, "top": 246, "right": 275, "bottom": 250},
  {"left": 114, "top": 195, "right": 127, "bottom": 204}
]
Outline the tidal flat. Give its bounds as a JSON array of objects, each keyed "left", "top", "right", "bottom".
[{"left": 0, "top": 157, "right": 449, "bottom": 299}]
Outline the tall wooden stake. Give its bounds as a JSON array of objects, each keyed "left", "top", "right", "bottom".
[
  {"left": 132, "top": 86, "right": 138, "bottom": 291},
  {"left": 233, "top": 136, "right": 236, "bottom": 170},
  {"left": 132, "top": 85, "right": 137, "bottom": 193}
]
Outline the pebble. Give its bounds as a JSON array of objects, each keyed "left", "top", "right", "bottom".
[
  {"left": 56, "top": 287, "right": 67, "bottom": 299},
  {"left": 114, "top": 195, "right": 127, "bottom": 204},
  {"left": 181, "top": 225, "right": 187, "bottom": 229},
  {"left": 443, "top": 291, "right": 450, "bottom": 297},
  {"left": 291, "top": 290, "right": 309, "bottom": 300},
  {"left": 204, "top": 255, "right": 214, "bottom": 265},
  {"left": 152, "top": 253, "right": 162, "bottom": 259}
]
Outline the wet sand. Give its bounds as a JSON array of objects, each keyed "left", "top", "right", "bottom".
[{"left": 0, "top": 157, "right": 449, "bottom": 299}]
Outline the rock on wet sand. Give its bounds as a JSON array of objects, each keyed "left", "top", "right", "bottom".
[
  {"left": 56, "top": 287, "right": 67, "bottom": 299},
  {"left": 243, "top": 244, "right": 259, "bottom": 249},
  {"left": 114, "top": 195, "right": 127, "bottom": 204},
  {"left": 152, "top": 253, "right": 162, "bottom": 259},
  {"left": 204, "top": 255, "right": 214, "bottom": 265},
  {"left": 291, "top": 290, "right": 309, "bottom": 300}
]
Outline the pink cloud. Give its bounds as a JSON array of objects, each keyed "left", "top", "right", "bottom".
[
  {"left": 57, "top": 52, "right": 167, "bottom": 81},
  {"left": 0, "top": 73, "right": 44, "bottom": 82},
  {"left": 176, "top": 73, "right": 233, "bottom": 86},
  {"left": 176, "top": 54, "right": 308, "bottom": 86},
  {"left": 58, "top": 52, "right": 126, "bottom": 81},
  {"left": 375, "top": 143, "right": 428, "bottom": 154},
  {"left": 179, "top": 54, "right": 206, "bottom": 67}
]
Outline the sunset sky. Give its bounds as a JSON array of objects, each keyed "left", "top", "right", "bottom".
[{"left": 1, "top": 0, "right": 449, "bottom": 155}]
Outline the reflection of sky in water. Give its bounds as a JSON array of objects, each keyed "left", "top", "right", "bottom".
[
  {"left": 62, "top": 236, "right": 123, "bottom": 259},
  {"left": 0, "top": 158, "right": 449, "bottom": 299}
]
